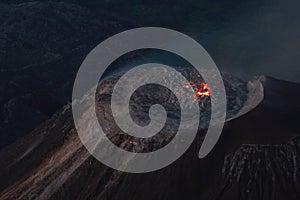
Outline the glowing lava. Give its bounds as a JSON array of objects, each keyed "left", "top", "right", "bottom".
[
  {"left": 179, "top": 82, "right": 211, "bottom": 103},
  {"left": 193, "top": 83, "right": 210, "bottom": 102}
]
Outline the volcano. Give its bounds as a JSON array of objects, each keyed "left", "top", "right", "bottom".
[
  {"left": 0, "top": 2, "right": 299, "bottom": 199},
  {"left": 0, "top": 68, "right": 299, "bottom": 200}
]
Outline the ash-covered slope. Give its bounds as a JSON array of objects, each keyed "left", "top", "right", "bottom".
[
  {"left": 221, "top": 143, "right": 300, "bottom": 200},
  {"left": 0, "top": 70, "right": 299, "bottom": 200},
  {"left": 0, "top": 1, "right": 132, "bottom": 148}
]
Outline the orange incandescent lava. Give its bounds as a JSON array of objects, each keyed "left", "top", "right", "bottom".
[
  {"left": 177, "top": 82, "right": 211, "bottom": 103},
  {"left": 193, "top": 83, "right": 210, "bottom": 102}
]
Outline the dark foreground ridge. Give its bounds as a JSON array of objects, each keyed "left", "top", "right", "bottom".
[{"left": 0, "top": 71, "right": 299, "bottom": 200}]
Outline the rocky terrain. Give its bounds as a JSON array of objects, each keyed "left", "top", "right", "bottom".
[
  {"left": 0, "top": 1, "right": 133, "bottom": 148},
  {"left": 0, "top": 1, "right": 299, "bottom": 200},
  {"left": 0, "top": 68, "right": 299, "bottom": 199}
]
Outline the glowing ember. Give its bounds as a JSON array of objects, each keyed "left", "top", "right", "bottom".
[
  {"left": 193, "top": 83, "right": 210, "bottom": 102},
  {"left": 179, "top": 82, "right": 211, "bottom": 103}
]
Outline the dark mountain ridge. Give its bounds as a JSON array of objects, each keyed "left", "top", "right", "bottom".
[{"left": 0, "top": 72, "right": 299, "bottom": 200}]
